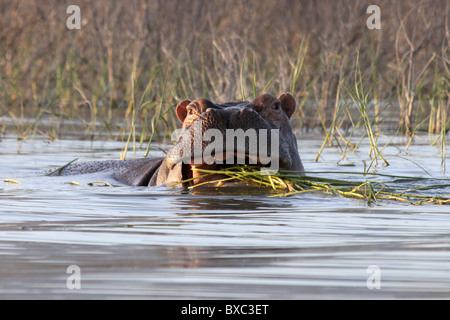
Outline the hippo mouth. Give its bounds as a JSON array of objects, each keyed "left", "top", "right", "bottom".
[
  {"left": 180, "top": 152, "right": 287, "bottom": 187},
  {"left": 159, "top": 95, "right": 304, "bottom": 187}
]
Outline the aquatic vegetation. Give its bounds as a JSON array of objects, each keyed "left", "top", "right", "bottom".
[{"left": 185, "top": 165, "right": 450, "bottom": 205}]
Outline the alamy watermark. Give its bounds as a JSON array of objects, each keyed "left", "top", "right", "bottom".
[
  {"left": 366, "top": 5, "right": 381, "bottom": 30},
  {"left": 170, "top": 127, "right": 281, "bottom": 174},
  {"left": 66, "top": 5, "right": 81, "bottom": 30},
  {"left": 66, "top": 265, "right": 81, "bottom": 290},
  {"left": 67, "top": 4, "right": 381, "bottom": 30},
  {"left": 366, "top": 265, "right": 381, "bottom": 290}
]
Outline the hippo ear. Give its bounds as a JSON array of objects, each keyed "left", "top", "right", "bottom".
[
  {"left": 176, "top": 100, "right": 191, "bottom": 123},
  {"left": 278, "top": 93, "right": 296, "bottom": 119}
]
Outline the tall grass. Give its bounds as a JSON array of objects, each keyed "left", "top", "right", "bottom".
[
  {"left": 0, "top": 0, "right": 448, "bottom": 167},
  {"left": 348, "top": 50, "right": 389, "bottom": 168}
]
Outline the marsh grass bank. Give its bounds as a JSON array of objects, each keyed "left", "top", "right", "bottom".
[{"left": 1, "top": 1, "right": 448, "bottom": 137}]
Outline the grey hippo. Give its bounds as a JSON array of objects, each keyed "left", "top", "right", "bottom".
[{"left": 52, "top": 93, "right": 304, "bottom": 187}]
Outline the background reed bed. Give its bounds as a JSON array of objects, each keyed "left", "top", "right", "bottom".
[{"left": 0, "top": 0, "right": 448, "bottom": 161}]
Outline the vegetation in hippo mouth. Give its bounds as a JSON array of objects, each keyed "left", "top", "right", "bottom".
[
  {"left": 180, "top": 152, "right": 288, "bottom": 187},
  {"left": 175, "top": 164, "right": 450, "bottom": 206}
]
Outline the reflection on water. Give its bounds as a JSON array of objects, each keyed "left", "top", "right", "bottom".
[
  {"left": 0, "top": 135, "right": 450, "bottom": 299},
  {"left": 171, "top": 188, "right": 294, "bottom": 214}
]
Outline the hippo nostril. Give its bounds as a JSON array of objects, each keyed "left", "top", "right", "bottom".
[
  {"left": 201, "top": 108, "right": 219, "bottom": 121},
  {"left": 205, "top": 108, "right": 217, "bottom": 116},
  {"left": 240, "top": 107, "right": 254, "bottom": 114}
]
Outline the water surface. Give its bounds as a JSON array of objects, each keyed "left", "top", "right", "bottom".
[{"left": 1, "top": 134, "right": 449, "bottom": 299}]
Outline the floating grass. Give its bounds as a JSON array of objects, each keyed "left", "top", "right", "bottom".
[
  {"left": 44, "top": 158, "right": 79, "bottom": 176},
  {"left": 3, "top": 179, "right": 21, "bottom": 185},
  {"left": 87, "top": 181, "right": 113, "bottom": 187},
  {"left": 188, "top": 165, "right": 450, "bottom": 205}
]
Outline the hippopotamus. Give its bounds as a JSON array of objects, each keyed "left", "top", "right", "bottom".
[{"left": 52, "top": 93, "right": 304, "bottom": 187}]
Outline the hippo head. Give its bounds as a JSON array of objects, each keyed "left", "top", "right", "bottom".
[{"left": 156, "top": 93, "right": 304, "bottom": 186}]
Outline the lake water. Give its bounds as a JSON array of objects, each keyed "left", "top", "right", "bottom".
[{"left": 0, "top": 132, "right": 449, "bottom": 299}]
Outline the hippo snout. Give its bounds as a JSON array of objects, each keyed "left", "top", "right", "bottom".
[{"left": 168, "top": 104, "right": 287, "bottom": 170}]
